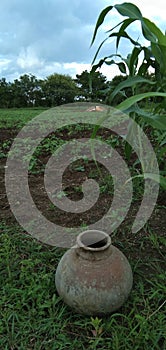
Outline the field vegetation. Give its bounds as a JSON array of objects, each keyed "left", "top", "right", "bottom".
[{"left": 0, "top": 2, "right": 166, "bottom": 349}]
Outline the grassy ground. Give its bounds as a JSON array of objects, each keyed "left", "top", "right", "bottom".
[
  {"left": 0, "top": 108, "right": 47, "bottom": 129},
  {"left": 0, "top": 107, "right": 165, "bottom": 349},
  {"left": 0, "top": 221, "right": 165, "bottom": 350}
]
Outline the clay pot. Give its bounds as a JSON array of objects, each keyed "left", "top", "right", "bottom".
[{"left": 55, "top": 230, "right": 133, "bottom": 316}]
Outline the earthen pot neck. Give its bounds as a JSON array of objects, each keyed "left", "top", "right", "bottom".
[{"left": 76, "top": 230, "right": 111, "bottom": 260}]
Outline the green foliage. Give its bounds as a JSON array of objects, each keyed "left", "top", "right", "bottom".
[
  {"left": 42, "top": 73, "right": 78, "bottom": 107},
  {"left": 91, "top": 1, "right": 166, "bottom": 190},
  {"left": 0, "top": 108, "right": 46, "bottom": 128},
  {"left": 0, "top": 103, "right": 165, "bottom": 348},
  {"left": 0, "top": 73, "right": 78, "bottom": 108},
  {"left": 10, "top": 74, "right": 42, "bottom": 108},
  {"left": 0, "top": 78, "right": 11, "bottom": 108},
  {"left": 91, "top": 1, "right": 166, "bottom": 129},
  {"left": 75, "top": 70, "right": 109, "bottom": 102},
  {"left": 0, "top": 71, "right": 110, "bottom": 107}
]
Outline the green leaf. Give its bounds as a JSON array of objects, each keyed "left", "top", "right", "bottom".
[
  {"left": 91, "top": 59, "right": 105, "bottom": 73},
  {"left": 106, "top": 19, "right": 125, "bottom": 34},
  {"left": 115, "top": 2, "right": 142, "bottom": 20},
  {"left": 134, "top": 106, "right": 166, "bottom": 130},
  {"left": 141, "top": 22, "right": 158, "bottom": 43},
  {"left": 108, "top": 31, "right": 139, "bottom": 48},
  {"left": 116, "top": 18, "right": 136, "bottom": 48},
  {"left": 158, "top": 146, "right": 166, "bottom": 158},
  {"left": 104, "top": 59, "right": 118, "bottom": 66},
  {"left": 125, "top": 142, "right": 132, "bottom": 160},
  {"left": 91, "top": 37, "right": 108, "bottom": 65},
  {"left": 149, "top": 116, "right": 166, "bottom": 130},
  {"left": 151, "top": 43, "right": 162, "bottom": 62},
  {"left": 116, "top": 17, "right": 135, "bottom": 32},
  {"left": 138, "top": 61, "right": 151, "bottom": 76},
  {"left": 143, "top": 46, "right": 153, "bottom": 61},
  {"left": 142, "top": 18, "right": 166, "bottom": 45},
  {"left": 91, "top": 54, "right": 122, "bottom": 71},
  {"left": 117, "top": 62, "right": 127, "bottom": 74},
  {"left": 126, "top": 173, "right": 166, "bottom": 190},
  {"left": 91, "top": 6, "right": 113, "bottom": 46},
  {"left": 160, "top": 175, "right": 166, "bottom": 189},
  {"left": 151, "top": 43, "right": 166, "bottom": 74},
  {"left": 129, "top": 47, "right": 142, "bottom": 75},
  {"left": 110, "top": 76, "right": 155, "bottom": 102},
  {"left": 116, "top": 92, "right": 166, "bottom": 111}
]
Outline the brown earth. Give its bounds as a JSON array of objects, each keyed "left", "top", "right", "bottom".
[{"left": 0, "top": 124, "right": 165, "bottom": 272}]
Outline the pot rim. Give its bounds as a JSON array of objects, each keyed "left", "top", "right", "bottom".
[{"left": 76, "top": 230, "right": 111, "bottom": 251}]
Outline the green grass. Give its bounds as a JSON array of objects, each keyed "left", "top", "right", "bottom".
[
  {"left": 0, "top": 222, "right": 165, "bottom": 350},
  {"left": 0, "top": 108, "right": 48, "bottom": 128},
  {"left": 0, "top": 107, "right": 165, "bottom": 349}
]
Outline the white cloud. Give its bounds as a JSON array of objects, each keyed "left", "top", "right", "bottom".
[
  {"left": 63, "top": 63, "right": 91, "bottom": 76},
  {"left": 0, "top": 0, "right": 165, "bottom": 82},
  {"left": 130, "top": 0, "right": 165, "bottom": 21},
  {"left": 17, "top": 47, "right": 44, "bottom": 69},
  {"left": 0, "top": 57, "right": 11, "bottom": 68}
]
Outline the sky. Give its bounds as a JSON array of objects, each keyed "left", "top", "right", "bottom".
[{"left": 0, "top": 0, "right": 165, "bottom": 82}]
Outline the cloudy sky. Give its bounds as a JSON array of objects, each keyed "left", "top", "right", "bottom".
[{"left": 0, "top": 0, "right": 165, "bottom": 82}]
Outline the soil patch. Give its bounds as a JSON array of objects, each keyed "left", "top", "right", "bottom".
[{"left": 0, "top": 124, "right": 165, "bottom": 271}]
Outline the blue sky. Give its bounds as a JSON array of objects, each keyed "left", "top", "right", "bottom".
[{"left": 0, "top": 0, "right": 165, "bottom": 82}]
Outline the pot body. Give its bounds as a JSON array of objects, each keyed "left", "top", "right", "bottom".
[{"left": 55, "top": 232, "right": 133, "bottom": 316}]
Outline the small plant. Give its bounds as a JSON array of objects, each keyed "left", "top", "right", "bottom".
[
  {"left": 0, "top": 150, "right": 6, "bottom": 158},
  {"left": 88, "top": 317, "right": 104, "bottom": 349},
  {"left": 0, "top": 140, "right": 12, "bottom": 158},
  {"left": 73, "top": 164, "right": 85, "bottom": 172},
  {"left": 89, "top": 317, "right": 104, "bottom": 337},
  {"left": 56, "top": 190, "right": 67, "bottom": 199}
]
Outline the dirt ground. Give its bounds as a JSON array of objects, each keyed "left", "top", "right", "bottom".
[{"left": 0, "top": 124, "right": 165, "bottom": 268}]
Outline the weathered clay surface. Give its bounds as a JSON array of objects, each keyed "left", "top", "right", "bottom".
[{"left": 55, "top": 231, "right": 133, "bottom": 316}]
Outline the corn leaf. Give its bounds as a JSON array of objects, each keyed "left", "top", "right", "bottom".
[
  {"left": 116, "top": 92, "right": 166, "bottom": 111},
  {"left": 142, "top": 18, "right": 166, "bottom": 45},
  {"left": 108, "top": 31, "right": 139, "bottom": 48},
  {"left": 130, "top": 106, "right": 166, "bottom": 130},
  {"left": 116, "top": 18, "right": 136, "bottom": 48},
  {"left": 115, "top": 2, "right": 142, "bottom": 20},
  {"left": 126, "top": 173, "right": 166, "bottom": 190},
  {"left": 109, "top": 76, "right": 155, "bottom": 102},
  {"left": 91, "top": 6, "right": 113, "bottom": 46},
  {"left": 129, "top": 47, "right": 142, "bottom": 75}
]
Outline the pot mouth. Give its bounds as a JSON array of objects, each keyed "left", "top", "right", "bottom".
[{"left": 77, "top": 230, "right": 111, "bottom": 251}]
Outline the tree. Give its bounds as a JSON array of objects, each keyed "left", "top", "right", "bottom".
[
  {"left": 75, "top": 70, "right": 109, "bottom": 102},
  {"left": 10, "top": 74, "right": 41, "bottom": 107},
  {"left": 42, "top": 73, "right": 78, "bottom": 107},
  {"left": 0, "top": 78, "right": 11, "bottom": 108}
]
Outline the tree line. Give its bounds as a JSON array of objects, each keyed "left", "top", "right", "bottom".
[{"left": 0, "top": 70, "right": 155, "bottom": 108}]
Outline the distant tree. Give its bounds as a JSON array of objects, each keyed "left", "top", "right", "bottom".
[
  {"left": 0, "top": 78, "right": 11, "bottom": 108},
  {"left": 42, "top": 73, "right": 78, "bottom": 106},
  {"left": 10, "top": 74, "right": 40, "bottom": 107},
  {"left": 75, "top": 70, "right": 109, "bottom": 102}
]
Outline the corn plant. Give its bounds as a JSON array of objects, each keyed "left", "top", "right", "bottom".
[{"left": 91, "top": 2, "right": 166, "bottom": 189}]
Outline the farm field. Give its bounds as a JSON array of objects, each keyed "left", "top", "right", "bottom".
[{"left": 0, "top": 105, "right": 165, "bottom": 350}]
